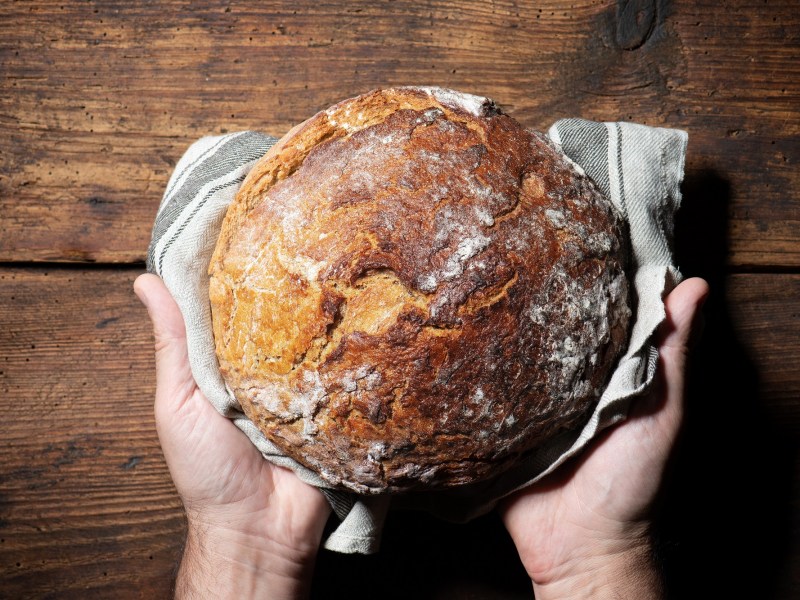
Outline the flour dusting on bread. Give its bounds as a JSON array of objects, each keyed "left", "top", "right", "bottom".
[{"left": 208, "top": 87, "right": 630, "bottom": 493}]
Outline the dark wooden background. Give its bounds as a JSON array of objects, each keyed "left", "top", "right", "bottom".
[{"left": 1, "top": 1, "right": 797, "bottom": 598}]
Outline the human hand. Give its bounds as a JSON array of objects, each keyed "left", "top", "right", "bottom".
[
  {"left": 134, "top": 274, "right": 331, "bottom": 600},
  {"left": 500, "top": 277, "right": 709, "bottom": 599}
]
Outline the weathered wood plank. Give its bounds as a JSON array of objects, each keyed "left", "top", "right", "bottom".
[
  {"left": 727, "top": 274, "right": 800, "bottom": 411},
  {"left": 0, "top": 268, "right": 798, "bottom": 597},
  {"left": 0, "top": 268, "right": 182, "bottom": 599},
  {"left": 1, "top": 0, "right": 798, "bottom": 265}
]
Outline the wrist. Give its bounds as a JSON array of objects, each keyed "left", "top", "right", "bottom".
[
  {"left": 176, "top": 515, "right": 319, "bottom": 600},
  {"left": 531, "top": 538, "right": 663, "bottom": 600}
]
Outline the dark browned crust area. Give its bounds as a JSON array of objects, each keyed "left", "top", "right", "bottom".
[{"left": 209, "top": 87, "right": 630, "bottom": 493}]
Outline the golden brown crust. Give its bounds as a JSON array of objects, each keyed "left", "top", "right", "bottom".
[{"left": 209, "top": 87, "right": 630, "bottom": 493}]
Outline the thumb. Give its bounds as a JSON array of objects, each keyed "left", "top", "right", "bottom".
[
  {"left": 630, "top": 277, "right": 709, "bottom": 422},
  {"left": 655, "top": 277, "right": 710, "bottom": 354},
  {"left": 134, "top": 273, "right": 194, "bottom": 400}
]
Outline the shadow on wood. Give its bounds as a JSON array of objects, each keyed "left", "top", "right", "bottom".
[
  {"left": 661, "top": 170, "right": 796, "bottom": 598},
  {"left": 313, "top": 510, "right": 530, "bottom": 599}
]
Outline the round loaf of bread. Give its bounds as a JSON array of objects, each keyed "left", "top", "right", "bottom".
[{"left": 209, "top": 87, "right": 630, "bottom": 494}]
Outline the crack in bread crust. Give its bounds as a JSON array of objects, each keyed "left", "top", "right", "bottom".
[{"left": 209, "top": 87, "right": 631, "bottom": 493}]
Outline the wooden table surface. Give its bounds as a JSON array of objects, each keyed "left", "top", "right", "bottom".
[{"left": 1, "top": 1, "right": 798, "bottom": 598}]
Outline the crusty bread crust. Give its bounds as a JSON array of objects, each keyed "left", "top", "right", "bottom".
[{"left": 209, "top": 87, "right": 630, "bottom": 493}]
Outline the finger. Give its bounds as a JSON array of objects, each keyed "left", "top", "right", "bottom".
[
  {"left": 630, "top": 277, "right": 709, "bottom": 421},
  {"left": 134, "top": 273, "right": 187, "bottom": 346},
  {"left": 133, "top": 273, "right": 194, "bottom": 405},
  {"left": 654, "top": 277, "right": 710, "bottom": 353}
]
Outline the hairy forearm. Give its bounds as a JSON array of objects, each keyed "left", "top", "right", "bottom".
[
  {"left": 531, "top": 543, "right": 664, "bottom": 600},
  {"left": 175, "top": 521, "right": 317, "bottom": 600}
]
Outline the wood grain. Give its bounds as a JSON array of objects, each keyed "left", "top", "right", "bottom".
[
  {"left": 1, "top": 0, "right": 798, "bottom": 266},
  {"left": 728, "top": 274, "right": 800, "bottom": 416},
  {"left": 0, "top": 268, "right": 182, "bottom": 599},
  {"left": 0, "top": 268, "right": 797, "bottom": 597}
]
